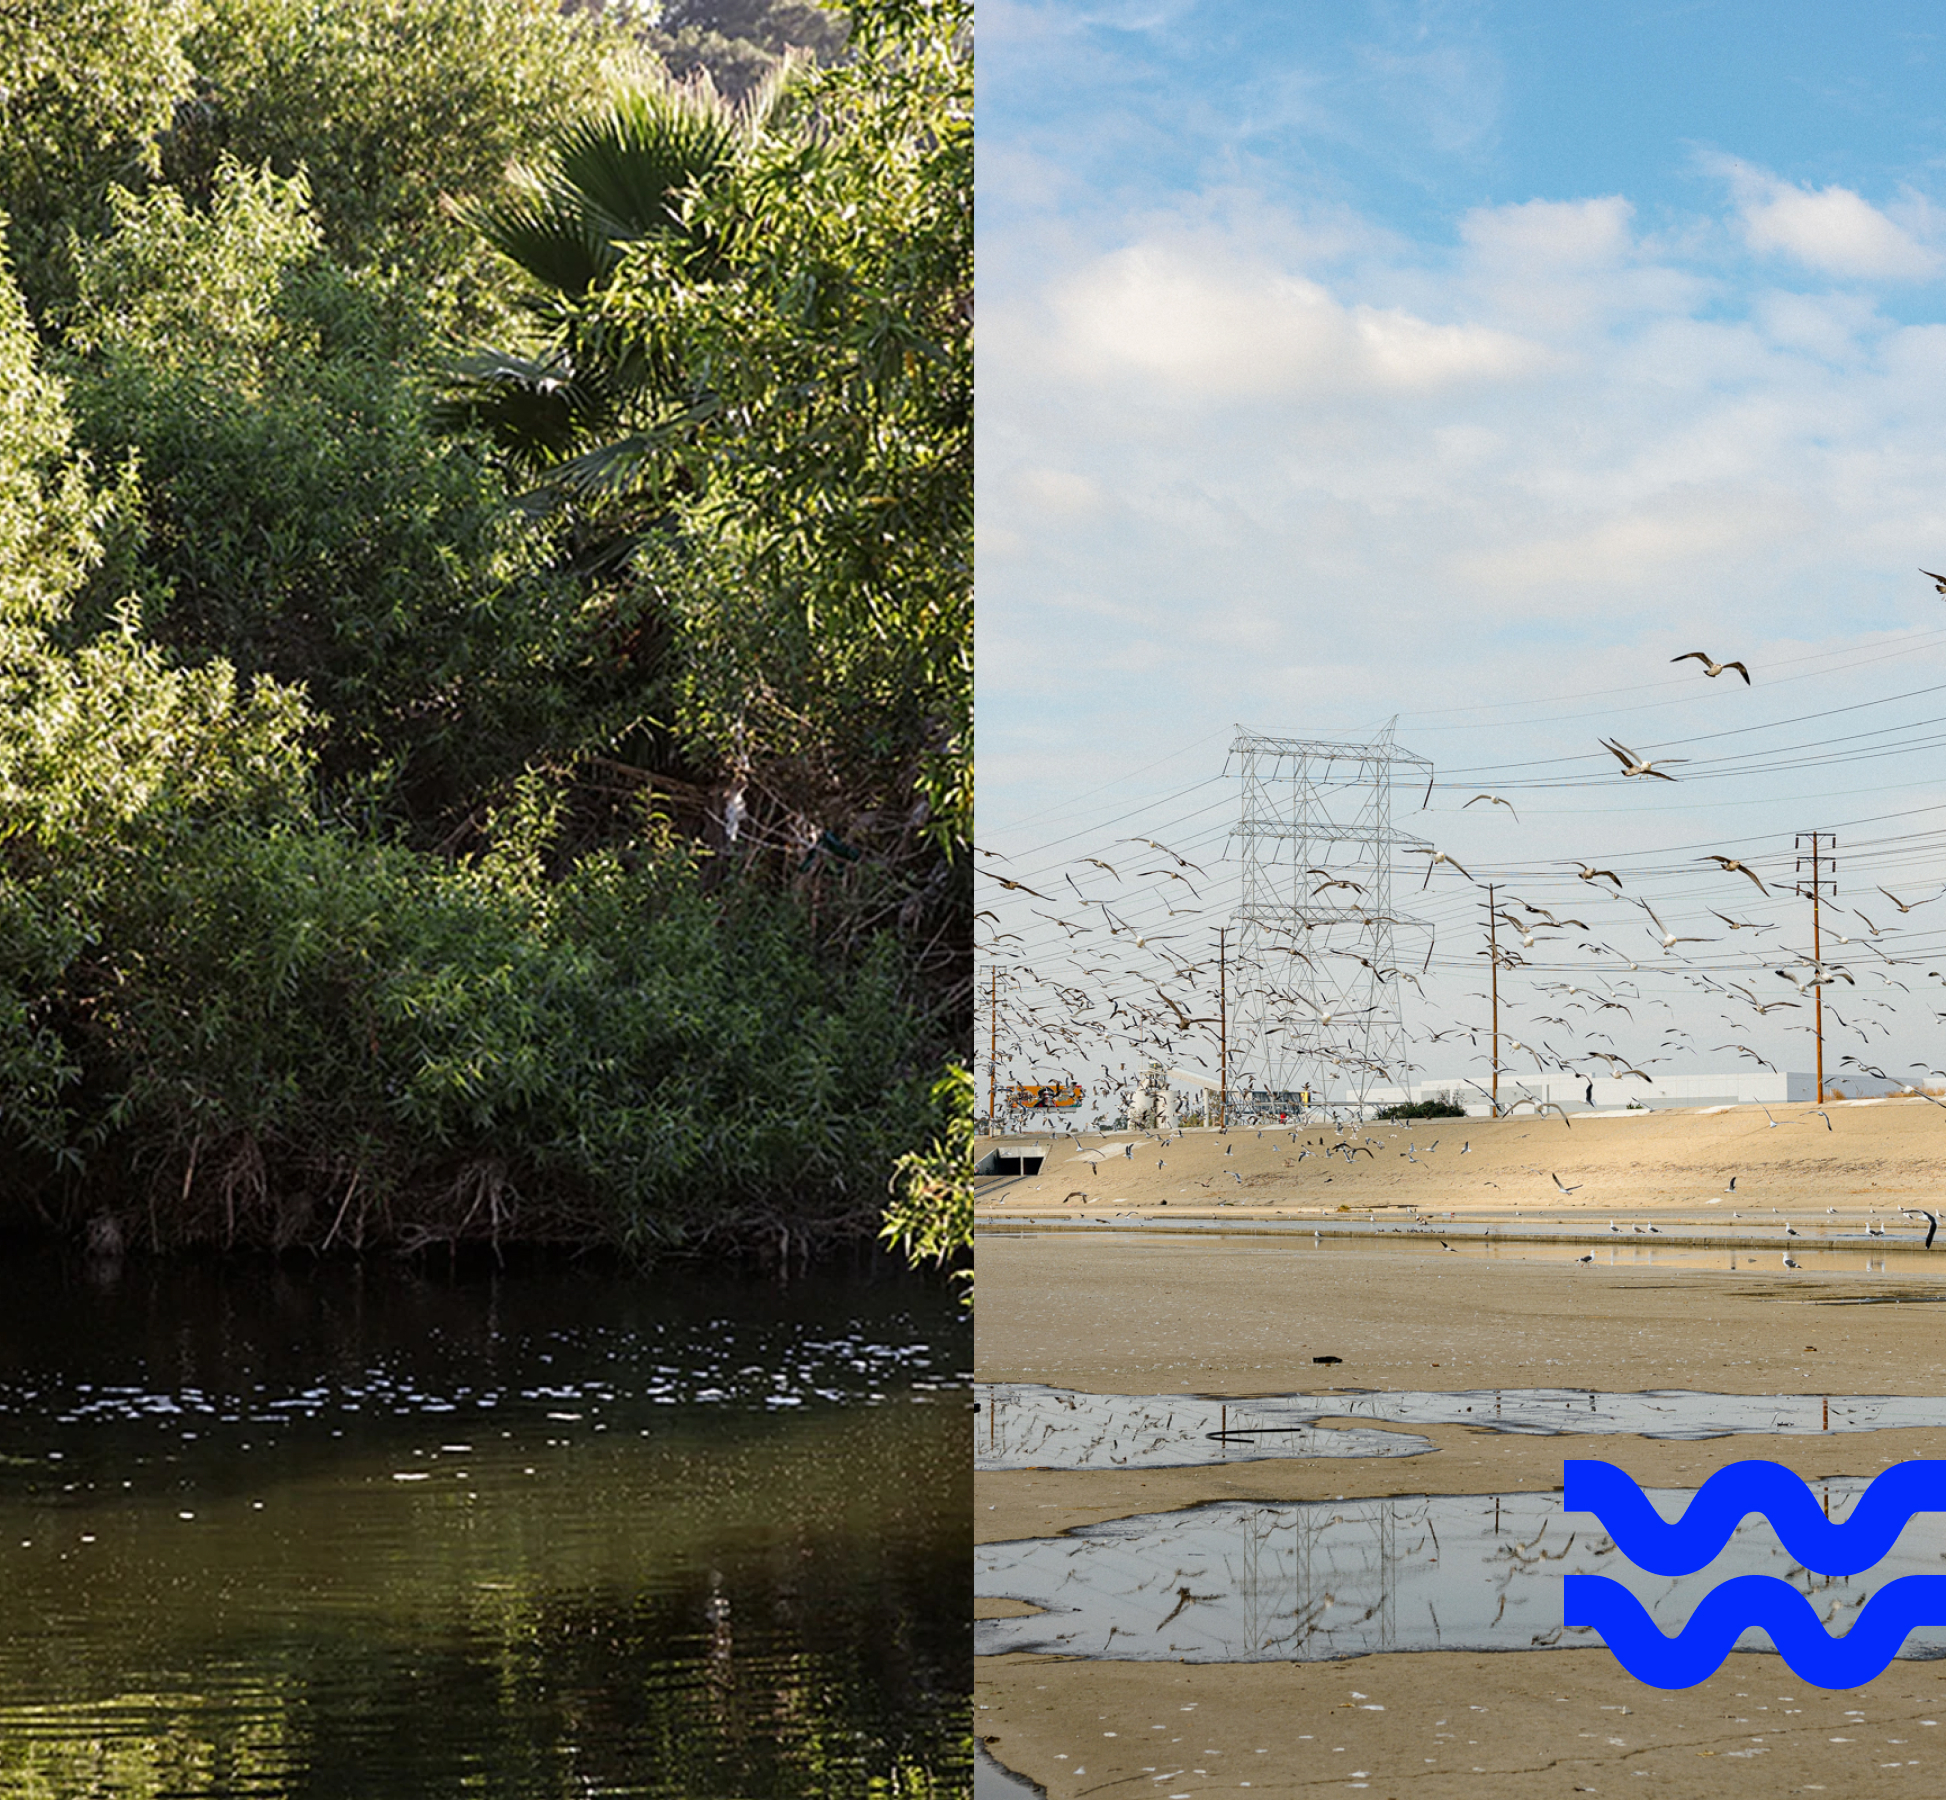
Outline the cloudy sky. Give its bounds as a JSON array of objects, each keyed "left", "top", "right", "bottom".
[{"left": 976, "top": 2, "right": 1946, "bottom": 1113}]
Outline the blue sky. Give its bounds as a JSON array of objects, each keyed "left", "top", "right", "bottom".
[
  {"left": 984, "top": 4, "right": 1946, "bottom": 261},
  {"left": 976, "top": 2, "right": 1946, "bottom": 1109}
]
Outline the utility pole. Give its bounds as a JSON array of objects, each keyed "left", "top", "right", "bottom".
[
  {"left": 1486, "top": 883, "right": 1500, "bottom": 1116},
  {"left": 987, "top": 966, "right": 999, "bottom": 1128},
  {"left": 1217, "top": 925, "right": 1228, "bottom": 1131},
  {"left": 1795, "top": 834, "right": 1836, "bottom": 1104}
]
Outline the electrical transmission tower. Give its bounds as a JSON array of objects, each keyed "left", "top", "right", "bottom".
[{"left": 1230, "top": 722, "right": 1434, "bottom": 1114}]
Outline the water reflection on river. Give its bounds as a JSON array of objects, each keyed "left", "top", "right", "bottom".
[{"left": 0, "top": 1247, "right": 970, "bottom": 1797}]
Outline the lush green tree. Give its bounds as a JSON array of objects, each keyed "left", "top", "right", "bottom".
[
  {"left": 60, "top": 161, "right": 589, "bottom": 820},
  {"left": 0, "top": 230, "right": 934, "bottom": 1251},
  {"left": 0, "top": 0, "right": 970, "bottom": 1273},
  {"left": 449, "top": 0, "right": 969, "bottom": 1014},
  {"left": 0, "top": 223, "right": 312, "bottom": 1160},
  {"left": 0, "top": 0, "right": 198, "bottom": 309},
  {"left": 582, "top": 0, "right": 969, "bottom": 855},
  {"left": 158, "top": 0, "right": 631, "bottom": 331},
  {"left": 439, "top": 63, "right": 803, "bottom": 483},
  {"left": 600, "top": 0, "right": 971, "bottom": 1273},
  {"left": 882, "top": 1062, "right": 972, "bottom": 1302}
]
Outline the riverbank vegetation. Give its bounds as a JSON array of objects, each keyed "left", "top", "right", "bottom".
[{"left": 0, "top": 0, "right": 969, "bottom": 1264}]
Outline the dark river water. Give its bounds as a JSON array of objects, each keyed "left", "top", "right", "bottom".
[{"left": 0, "top": 1246, "right": 970, "bottom": 1797}]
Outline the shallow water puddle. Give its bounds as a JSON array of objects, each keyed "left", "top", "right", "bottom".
[
  {"left": 977, "top": 1484, "right": 1946, "bottom": 1663},
  {"left": 992, "top": 1220, "right": 1946, "bottom": 1278},
  {"left": 976, "top": 1384, "right": 1434, "bottom": 1469},
  {"left": 976, "top": 1383, "right": 1946, "bottom": 1469}
]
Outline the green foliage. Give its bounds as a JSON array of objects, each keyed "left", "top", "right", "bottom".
[
  {"left": 0, "top": 0, "right": 199, "bottom": 308},
  {"left": 593, "top": 0, "right": 972, "bottom": 856},
  {"left": 882, "top": 1062, "right": 972, "bottom": 1302},
  {"left": 160, "top": 0, "right": 629, "bottom": 328},
  {"left": 0, "top": 1, "right": 970, "bottom": 1269},
  {"left": 0, "top": 227, "right": 314, "bottom": 1160},
  {"left": 38, "top": 817, "right": 934, "bottom": 1250},
  {"left": 61, "top": 162, "right": 588, "bottom": 812},
  {"left": 1374, "top": 1097, "right": 1467, "bottom": 1120},
  {"left": 440, "top": 63, "right": 803, "bottom": 477},
  {"left": 0, "top": 218, "right": 127, "bottom": 623}
]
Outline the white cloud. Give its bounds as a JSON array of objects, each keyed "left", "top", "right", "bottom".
[
  {"left": 1714, "top": 157, "right": 1939, "bottom": 280},
  {"left": 1044, "top": 241, "right": 1552, "bottom": 401},
  {"left": 1017, "top": 466, "right": 1107, "bottom": 517},
  {"left": 979, "top": 177, "right": 1946, "bottom": 792},
  {"left": 1448, "top": 486, "right": 1810, "bottom": 595},
  {"left": 1460, "top": 195, "right": 1634, "bottom": 268}
]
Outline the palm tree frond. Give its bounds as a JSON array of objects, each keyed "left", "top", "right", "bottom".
[
  {"left": 458, "top": 182, "right": 621, "bottom": 299},
  {"left": 555, "top": 77, "right": 741, "bottom": 252},
  {"left": 433, "top": 349, "right": 618, "bottom": 471}
]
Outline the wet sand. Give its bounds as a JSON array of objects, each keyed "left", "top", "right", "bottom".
[
  {"left": 975, "top": 1236, "right": 1946, "bottom": 1400},
  {"left": 977, "top": 1647, "right": 1946, "bottom": 1796},
  {"left": 974, "top": 1138, "right": 1946, "bottom": 1798}
]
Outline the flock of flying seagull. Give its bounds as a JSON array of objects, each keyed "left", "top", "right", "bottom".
[{"left": 979, "top": 575, "right": 1946, "bottom": 1143}]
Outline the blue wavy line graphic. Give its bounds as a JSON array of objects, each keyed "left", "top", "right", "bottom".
[
  {"left": 1565, "top": 1574, "right": 1946, "bottom": 1688},
  {"left": 1565, "top": 1458, "right": 1946, "bottom": 1575}
]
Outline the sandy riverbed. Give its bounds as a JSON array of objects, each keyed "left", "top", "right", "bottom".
[
  {"left": 975, "top": 1112, "right": 1946, "bottom": 1798},
  {"left": 977, "top": 1097, "right": 1946, "bottom": 1218}
]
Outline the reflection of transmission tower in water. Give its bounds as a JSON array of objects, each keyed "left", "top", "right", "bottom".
[{"left": 1230, "top": 723, "right": 1433, "bottom": 1112}]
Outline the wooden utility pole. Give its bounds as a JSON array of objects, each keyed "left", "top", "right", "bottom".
[
  {"left": 1215, "top": 926, "right": 1228, "bottom": 1130},
  {"left": 987, "top": 966, "right": 999, "bottom": 1126},
  {"left": 1796, "top": 834, "right": 1836, "bottom": 1104},
  {"left": 1486, "top": 883, "right": 1500, "bottom": 1116}
]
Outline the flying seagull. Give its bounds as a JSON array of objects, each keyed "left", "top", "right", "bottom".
[
  {"left": 1671, "top": 651, "right": 1751, "bottom": 684},
  {"left": 1638, "top": 900, "right": 1712, "bottom": 951},
  {"left": 1903, "top": 1208, "right": 1940, "bottom": 1249},
  {"left": 1571, "top": 862, "right": 1624, "bottom": 889},
  {"left": 1600, "top": 738, "right": 1687, "bottom": 780},
  {"left": 1464, "top": 793, "right": 1520, "bottom": 820},
  {"left": 1552, "top": 1172, "right": 1583, "bottom": 1194},
  {"left": 1702, "top": 854, "right": 1768, "bottom": 894},
  {"left": 1922, "top": 569, "right": 1946, "bottom": 597},
  {"left": 1878, "top": 886, "right": 1939, "bottom": 915},
  {"left": 1408, "top": 847, "right": 1473, "bottom": 888}
]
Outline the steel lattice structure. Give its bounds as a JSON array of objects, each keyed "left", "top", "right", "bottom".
[{"left": 1229, "top": 722, "right": 1434, "bottom": 1113}]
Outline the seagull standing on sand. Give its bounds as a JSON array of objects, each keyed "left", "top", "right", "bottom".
[{"left": 1783, "top": 1253, "right": 1802, "bottom": 1270}]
